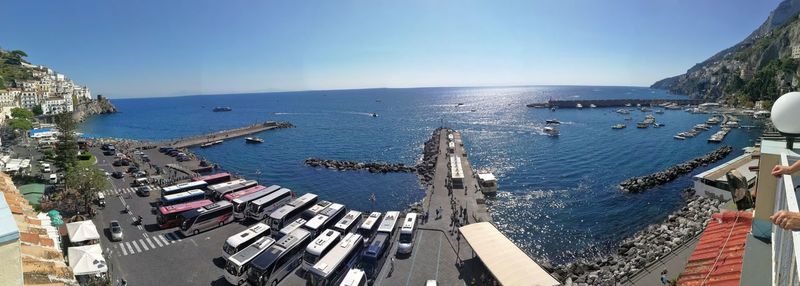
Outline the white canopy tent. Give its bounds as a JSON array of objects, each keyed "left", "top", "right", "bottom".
[
  {"left": 66, "top": 220, "right": 100, "bottom": 243},
  {"left": 68, "top": 244, "right": 107, "bottom": 276}
]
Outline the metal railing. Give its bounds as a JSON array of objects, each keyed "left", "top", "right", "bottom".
[{"left": 772, "top": 154, "right": 800, "bottom": 286}]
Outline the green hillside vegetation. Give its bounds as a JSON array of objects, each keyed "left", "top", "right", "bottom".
[{"left": 0, "top": 49, "right": 33, "bottom": 89}]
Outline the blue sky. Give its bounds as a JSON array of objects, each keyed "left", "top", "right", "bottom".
[{"left": 0, "top": 0, "right": 782, "bottom": 98}]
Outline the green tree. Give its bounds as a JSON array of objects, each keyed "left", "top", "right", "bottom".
[
  {"left": 65, "top": 166, "right": 109, "bottom": 217},
  {"left": 10, "top": 107, "right": 33, "bottom": 119},
  {"left": 31, "top": 105, "right": 43, "bottom": 116},
  {"left": 54, "top": 113, "right": 78, "bottom": 169},
  {"left": 7, "top": 118, "right": 32, "bottom": 130}
]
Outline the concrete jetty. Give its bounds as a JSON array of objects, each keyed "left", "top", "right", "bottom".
[
  {"left": 527, "top": 98, "right": 703, "bottom": 108},
  {"left": 374, "top": 128, "right": 495, "bottom": 285},
  {"left": 164, "top": 121, "right": 293, "bottom": 148}
]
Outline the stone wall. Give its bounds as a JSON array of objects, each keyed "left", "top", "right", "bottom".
[
  {"left": 619, "top": 146, "right": 733, "bottom": 193},
  {"left": 550, "top": 190, "right": 719, "bottom": 286}
]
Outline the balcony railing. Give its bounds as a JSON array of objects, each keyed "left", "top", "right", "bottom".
[{"left": 772, "top": 154, "right": 800, "bottom": 286}]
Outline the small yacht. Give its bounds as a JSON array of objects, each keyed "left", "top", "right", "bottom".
[
  {"left": 653, "top": 123, "right": 664, "bottom": 128},
  {"left": 477, "top": 173, "right": 498, "bottom": 196},
  {"left": 371, "top": 113, "right": 378, "bottom": 117},
  {"left": 706, "top": 117, "right": 721, "bottom": 125},
  {"left": 636, "top": 122, "right": 649, "bottom": 128},
  {"left": 245, "top": 137, "right": 264, "bottom": 144},
  {"left": 624, "top": 116, "right": 633, "bottom": 121},
  {"left": 576, "top": 103, "right": 584, "bottom": 109},
  {"left": 612, "top": 124, "right": 626, "bottom": 129},
  {"left": 212, "top": 107, "right": 232, "bottom": 112},
  {"left": 625, "top": 103, "right": 632, "bottom": 107},
  {"left": 674, "top": 135, "right": 686, "bottom": 140},
  {"left": 655, "top": 109, "right": 664, "bottom": 114},
  {"left": 551, "top": 107, "right": 557, "bottom": 112},
  {"left": 543, "top": 126, "right": 560, "bottom": 136},
  {"left": 616, "top": 109, "right": 630, "bottom": 115},
  {"left": 545, "top": 119, "right": 561, "bottom": 124},
  {"left": 589, "top": 104, "right": 597, "bottom": 108}
]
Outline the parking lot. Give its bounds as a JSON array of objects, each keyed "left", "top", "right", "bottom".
[{"left": 86, "top": 141, "right": 477, "bottom": 286}]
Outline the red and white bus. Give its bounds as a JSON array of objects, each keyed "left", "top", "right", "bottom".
[
  {"left": 223, "top": 185, "right": 267, "bottom": 202},
  {"left": 192, "top": 172, "right": 231, "bottom": 185},
  {"left": 180, "top": 201, "right": 235, "bottom": 236},
  {"left": 157, "top": 199, "right": 213, "bottom": 229}
]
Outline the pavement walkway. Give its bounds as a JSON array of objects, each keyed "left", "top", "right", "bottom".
[{"left": 376, "top": 128, "right": 494, "bottom": 285}]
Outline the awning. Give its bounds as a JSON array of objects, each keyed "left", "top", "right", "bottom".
[
  {"left": 478, "top": 173, "right": 496, "bottom": 182},
  {"left": 68, "top": 244, "right": 107, "bottom": 275},
  {"left": 460, "top": 222, "right": 559, "bottom": 286},
  {"left": 66, "top": 220, "right": 100, "bottom": 243}
]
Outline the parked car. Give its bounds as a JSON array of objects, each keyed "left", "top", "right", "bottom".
[
  {"left": 112, "top": 160, "right": 123, "bottom": 167},
  {"left": 133, "top": 150, "right": 143, "bottom": 155},
  {"left": 120, "top": 160, "right": 130, "bottom": 166},
  {"left": 41, "top": 163, "right": 51, "bottom": 173},
  {"left": 134, "top": 171, "right": 147, "bottom": 178},
  {"left": 142, "top": 155, "right": 150, "bottom": 162},
  {"left": 136, "top": 186, "right": 151, "bottom": 197},
  {"left": 103, "top": 150, "right": 116, "bottom": 156},
  {"left": 111, "top": 171, "right": 124, "bottom": 179},
  {"left": 127, "top": 166, "right": 139, "bottom": 173},
  {"left": 110, "top": 220, "right": 123, "bottom": 241}
]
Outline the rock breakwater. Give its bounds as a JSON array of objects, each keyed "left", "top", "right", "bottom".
[
  {"left": 304, "top": 158, "right": 416, "bottom": 173},
  {"left": 303, "top": 127, "right": 444, "bottom": 187},
  {"left": 550, "top": 192, "right": 720, "bottom": 286},
  {"left": 417, "top": 127, "right": 444, "bottom": 186},
  {"left": 619, "top": 146, "right": 732, "bottom": 193}
]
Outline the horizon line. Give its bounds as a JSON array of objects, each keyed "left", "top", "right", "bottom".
[{"left": 107, "top": 83, "right": 659, "bottom": 100}]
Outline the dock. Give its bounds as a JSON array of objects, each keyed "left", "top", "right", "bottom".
[
  {"left": 163, "top": 121, "right": 292, "bottom": 148},
  {"left": 527, "top": 98, "right": 703, "bottom": 108},
  {"left": 372, "top": 128, "right": 553, "bottom": 286}
]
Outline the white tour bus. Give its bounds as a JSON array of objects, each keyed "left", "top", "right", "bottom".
[
  {"left": 334, "top": 210, "right": 362, "bottom": 234},
  {"left": 244, "top": 188, "right": 293, "bottom": 221},
  {"left": 231, "top": 185, "right": 282, "bottom": 220},
  {"left": 302, "top": 200, "right": 332, "bottom": 220},
  {"left": 302, "top": 229, "right": 342, "bottom": 271},
  {"left": 179, "top": 200, "right": 234, "bottom": 236},
  {"left": 274, "top": 218, "right": 307, "bottom": 240},
  {"left": 377, "top": 211, "right": 400, "bottom": 235},
  {"left": 304, "top": 203, "right": 346, "bottom": 238},
  {"left": 339, "top": 268, "right": 368, "bottom": 286},
  {"left": 308, "top": 233, "right": 364, "bottom": 286},
  {"left": 222, "top": 223, "right": 271, "bottom": 259},
  {"left": 396, "top": 213, "right": 418, "bottom": 255},
  {"left": 357, "top": 212, "right": 382, "bottom": 246},
  {"left": 223, "top": 236, "right": 276, "bottom": 286},
  {"left": 162, "top": 181, "right": 208, "bottom": 197},
  {"left": 209, "top": 179, "right": 257, "bottom": 200},
  {"left": 247, "top": 229, "right": 313, "bottom": 286},
  {"left": 268, "top": 193, "right": 318, "bottom": 230},
  {"left": 159, "top": 189, "right": 206, "bottom": 206}
]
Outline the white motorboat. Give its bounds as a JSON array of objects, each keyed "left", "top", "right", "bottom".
[
  {"left": 477, "top": 173, "right": 498, "bottom": 196},
  {"left": 543, "top": 126, "right": 559, "bottom": 136}
]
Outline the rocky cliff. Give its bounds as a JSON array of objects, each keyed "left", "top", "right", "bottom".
[
  {"left": 652, "top": 0, "right": 800, "bottom": 105},
  {"left": 72, "top": 97, "right": 117, "bottom": 122}
]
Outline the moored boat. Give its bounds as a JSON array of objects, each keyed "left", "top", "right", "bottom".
[
  {"left": 245, "top": 137, "right": 264, "bottom": 144},
  {"left": 674, "top": 135, "right": 686, "bottom": 140},
  {"left": 612, "top": 124, "right": 626, "bottom": 129},
  {"left": 545, "top": 119, "right": 561, "bottom": 124},
  {"left": 213, "top": 107, "right": 232, "bottom": 112}
]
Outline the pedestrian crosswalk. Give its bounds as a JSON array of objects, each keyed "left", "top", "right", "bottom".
[
  {"left": 101, "top": 185, "right": 159, "bottom": 196},
  {"left": 114, "top": 232, "right": 183, "bottom": 257}
]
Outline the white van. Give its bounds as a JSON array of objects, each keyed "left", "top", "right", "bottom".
[
  {"left": 397, "top": 213, "right": 418, "bottom": 254},
  {"left": 41, "top": 163, "right": 51, "bottom": 173},
  {"left": 49, "top": 174, "right": 58, "bottom": 184}
]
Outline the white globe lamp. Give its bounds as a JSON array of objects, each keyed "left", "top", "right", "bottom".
[{"left": 771, "top": 91, "right": 800, "bottom": 149}]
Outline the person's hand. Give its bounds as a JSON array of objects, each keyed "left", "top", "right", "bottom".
[
  {"left": 773, "top": 165, "right": 793, "bottom": 177},
  {"left": 770, "top": 210, "right": 800, "bottom": 230}
]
